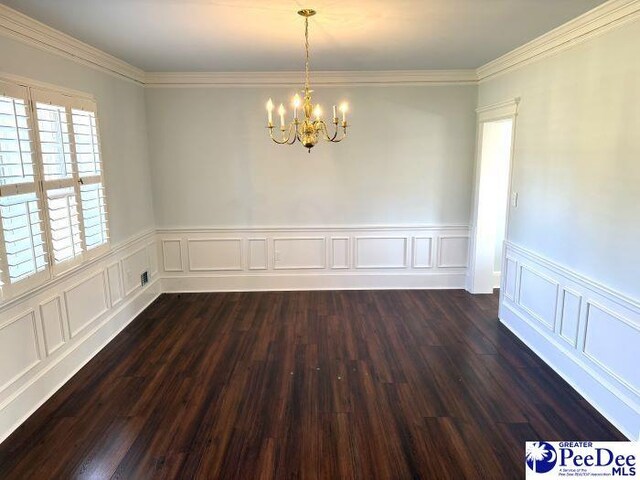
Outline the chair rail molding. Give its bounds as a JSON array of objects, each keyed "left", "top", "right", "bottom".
[{"left": 499, "top": 240, "right": 640, "bottom": 440}]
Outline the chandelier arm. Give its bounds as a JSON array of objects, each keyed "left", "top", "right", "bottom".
[
  {"left": 331, "top": 126, "right": 348, "bottom": 143},
  {"left": 324, "top": 121, "right": 348, "bottom": 143},
  {"left": 317, "top": 120, "right": 341, "bottom": 142},
  {"left": 316, "top": 121, "right": 331, "bottom": 142},
  {"left": 269, "top": 126, "right": 292, "bottom": 145},
  {"left": 287, "top": 122, "right": 298, "bottom": 145},
  {"left": 328, "top": 122, "right": 340, "bottom": 142}
]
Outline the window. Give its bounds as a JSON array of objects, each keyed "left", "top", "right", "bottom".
[{"left": 0, "top": 80, "right": 109, "bottom": 299}]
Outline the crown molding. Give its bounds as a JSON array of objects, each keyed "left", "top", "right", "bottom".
[
  {"left": 143, "top": 70, "right": 479, "bottom": 87},
  {"left": 477, "top": 0, "right": 640, "bottom": 81},
  {"left": 0, "top": 4, "right": 145, "bottom": 84},
  {"left": 2, "top": 1, "right": 639, "bottom": 88}
]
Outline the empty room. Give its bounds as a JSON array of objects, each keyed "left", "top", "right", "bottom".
[{"left": 0, "top": 0, "right": 638, "bottom": 478}]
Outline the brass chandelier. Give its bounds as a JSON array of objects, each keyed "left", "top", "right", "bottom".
[{"left": 266, "top": 9, "right": 349, "bottom": 152}]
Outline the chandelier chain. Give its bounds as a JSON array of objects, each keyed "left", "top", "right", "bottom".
[{"left": 304, "top": 16, "right": 310, "bottom": 91}]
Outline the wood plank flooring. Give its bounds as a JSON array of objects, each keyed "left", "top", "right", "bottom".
[{"left": 0, "top": 290, "right": 625, "bottom": 479}]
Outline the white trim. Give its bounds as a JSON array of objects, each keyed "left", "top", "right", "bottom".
[
  {"left": 500, "top": 306, "right": 637, "bottom": 441},
  {"left": 0, "top": 310, "right": 41, "bottom": 395},
  {"left": 161, "top": 272, "right": 467, "bottom": 293},
  {"left": 0, "top": 73, "right": 96, "bottom": 101},
  {"left": 0, "top": 4, "right": 145, "bottom": 84},
  {"left": 354, "top": 236, "right": 409, "bottom": 270},
  {"left": 466, "top": 100, "right": 518, "bottom": 294},
  {"left": 62, "top": 270, "right": 109, "bottom": 338},
  {"left": 272, "top": 237, "right": 327, "bottom": 270},
  {"left": 516, "top": 264, "right": 560, "bottom": 331},
  {"left": 500, "top": 241, "right": 640, "bottom": 440},
  {"left": 493, "top": 271, "right": 501, "bottom": 289},
  {"left": 476, "top": 98, "right": 520, "bottom": 121},
  {"left": 506, "top": 240, "right": 640, "bottom": 313},
  {"left": 582, "top": 300, "right": 640, "bottom": 398},
  {"left": 477, "top": 0, "right": 640, "bottom": 81},
  {"left": 186, "top": 238, "right": 244, "bottom": 272},
  {"left": 247, "top": 238, "right": 268, "bottom": 271},
  {"left": 38, "top": 295, "right": 67, "bottom": 356},
  {"left": 156, "top": 224, "right": 469, "bottom": 234},
  {"left": 144, "top": 70, "right": 479, "bottom": 87}
]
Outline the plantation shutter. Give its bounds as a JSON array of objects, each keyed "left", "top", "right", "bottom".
[
  {"left": 31, "top": 89, "right": 109, "bottom": 273},
  {"left": 0, "top": 81, "right": 48, "bottom": 296},
  {"left": 33, "top": 90, "right": 84, "bottom": 271},
  {"left": 0, "top": 78, "right": 110, "bottom": 301},
  {"left": 72, "top": 107, "right": 108, "bottom": 250}
]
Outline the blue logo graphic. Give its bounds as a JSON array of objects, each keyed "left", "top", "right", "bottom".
[{"left": 526, "top": 442, "right": 558, "bottom": 474}]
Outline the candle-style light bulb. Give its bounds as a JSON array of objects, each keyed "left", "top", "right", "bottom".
[
  {"left": 332, "top": 105, "right": 337, "bottom": 122},
  {"left": 314, "top": 104, "right": 322, "bottom": 121},
  {"left": 266, "top": 98, "right": 274, "bottom": 125},
  {"left": 339, "top": 102, "right": 348, "bottom": 124},
  {"left": 293, "top": 94, "right": 301, "bottom": 120},
  {"left": 278, "top": 103, "right": 286, "bottom": 128}
]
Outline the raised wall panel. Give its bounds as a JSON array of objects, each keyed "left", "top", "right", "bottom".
[
  {"left": 147, "top": 242, "right": 158, "bottom": 276},
  {"left": 273, "top": 238, "right": 326, "bottom": 270},
  {"left": 331, "top": 237, "right": 349, "bottom": 269},
  {"left": 559, "top": 288, "right": 581, "bottom": 346},
  {"left": 39, "top": 297, "right": 66, "bottom": 356},
  {"left": 107, "top": 262, "right": 124, "bottom": 307},
  {"left": 437, "top": 236, "right": 469, "bottom": 268},
  {"left": 188, "top": 239, "right": 243, "bottom": 271},
  {"left": 355, "top": 237, "right": 407, "bottom": 269},
  {"left": 162, "top": 239, "right": 183, "bottom": 272},
  {"left": 248, "top": 238, "right": 267, "bottom": 270},
  {"left": 122, "top": 247, "right": 149, "bottom": 295},
  {"left": 64, "top": 272, "right": 109, "bottom": 338},
  {"left": 517, "top": 266, "right": 558, "bottom": 331},
  {"left": 0, "top": 311, "right": 41, "bottom": 393},
  {"left": 583, "top": 303, "right": 640, "bottom": 394},
  {"left": 503, "top": 257, "right": 518, "bottom": 300},
  {"left": 412, "top": 237, "right": 433, "bottom": 268}
]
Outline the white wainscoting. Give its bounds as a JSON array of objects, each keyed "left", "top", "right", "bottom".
[
  {"left": 158, "top": 225, "right": 470, "bottom": 292},
  {"left": 0, "top": 230, "right": 160, "bottom": 444},
  {"left": 499, "top": 241, "right": 640, "bottom": 440}
]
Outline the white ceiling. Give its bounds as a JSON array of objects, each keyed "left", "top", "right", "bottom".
[{"left": 1, "top": 0, "right": 607, "bottom": 72}]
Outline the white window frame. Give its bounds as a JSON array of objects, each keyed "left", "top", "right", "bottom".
[{"left": 0, "top": 75, "right": 110, "bottom": 301}]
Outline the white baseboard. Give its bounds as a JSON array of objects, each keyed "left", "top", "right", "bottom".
[
  {"left": 500, "top": 241, "right": 640, "bottom": 440},
  {"left": 162, "top": 272, "right": 466, "bottom": 293}
]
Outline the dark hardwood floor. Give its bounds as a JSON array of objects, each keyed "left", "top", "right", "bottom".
[{"left": 0, "top": 290, "right": 624, "bottom": 479}]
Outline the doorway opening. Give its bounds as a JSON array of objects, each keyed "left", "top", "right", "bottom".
[{"left": 467, "top": 99, "right": 519, "bottom": 294}]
